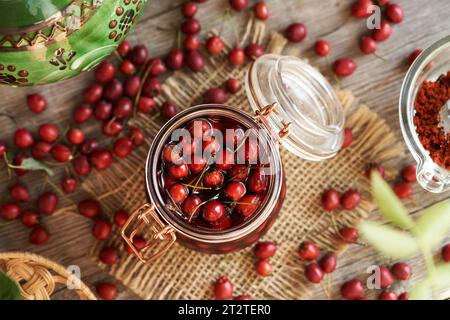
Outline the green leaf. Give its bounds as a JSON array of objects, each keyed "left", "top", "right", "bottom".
[
  {"left": 0, "top": 271, "right": 20, "bottom": 300},
  {"left": 21, "top": 158, "right": 54, "bottom": 176},
  {"left": 371, "top": 171, "right": 414, "bottom": 229},
  {"left": 415, "top": 200, "right": 450, "bottom": 249},
  {"left": 359, "top": 221, "right": 419, "bottom": 259},
  {"left": 410, "top": 280, "right": 433, "bottom": 300}
]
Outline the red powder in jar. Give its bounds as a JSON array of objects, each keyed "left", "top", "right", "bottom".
[{"left": 413, "top": 71, "right": 450, "bottom": 168}]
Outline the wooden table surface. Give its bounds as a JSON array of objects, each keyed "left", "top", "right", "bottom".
[{"left": 1, "top": 0, "right": 449, "bottom": 300}]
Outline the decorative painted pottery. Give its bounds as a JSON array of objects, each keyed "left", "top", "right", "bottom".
[{"left": 0, "top": 0, "right": 148, "bottom": 86}]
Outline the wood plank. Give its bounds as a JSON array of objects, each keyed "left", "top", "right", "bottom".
[{"left": 1, "top": 0, "right": 449, "bottom": 300}]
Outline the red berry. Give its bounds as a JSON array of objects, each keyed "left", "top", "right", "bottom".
[
  {"left": 340, "top": 189, "right": 361, "bottom": 210},
  {"left": 342, "top": 128, "right": 353, "bottom": 148},
  {"left": 286, "top": 23, "right": 307, "bottom": 42},
  {"left": 203, "top": 200, "right": 225, "bottom": 222},
  {"left": 340, "top": 279, "right": 364, "bottom": 299},
  {"left": 38, "top": 124, "right": 59, "bottom": 143},
  {"left": 136, "top": 96, "right": 155, "bottom": 114},
  {"left": 214, "top": 276, "right": 234, "bottom": 300},
  {"left": 408, "top": 49, "right": 423, "bottom": 66},
  {"left": 10, "top": 183, "right": 31, "bottom": 202},
  {"left": 379, "top": 266, "right": 394, "bottom": 288},
  {"left": 401, "top": 164, "right": 416, "bottom": 183},
  {"left": 225, "top": 78, "right": 240, "bottom": 94},
  {"left": 73, "top": 103, "right": 93, "bottom": 124},
  {"left": 181, "top": 18, "right": 201, "bottom": 35},
  {"left": 117, "top": 40, "right": 131, "bottom": 57},
  {"left": 142, "top": 77, "right": 161, "bottom": 98},
  {"left": 0, "top": 203, "right": 21, "bottom": 220},
  {"left": 229, "top": 0, "right": 248, "bottom": 11},
  {"left": 394, "top": 182, "right": 412, "bottom": 199},
  {"left": 235, "top": 195, "right": 259, "bottom": 217},
  {"left": 372, "top": 20, "right": 392, "bottom": 41},
  {"left": 334, "top": 58, "right": 357, "bottom": 77},
  {"left": 161, "top": 101, "right": 178, "bottom": 120},
  {"left": 99, "top": 246, "right": 118, "bottom": 265},
  {"left": 182, "top": 195, "right": 202, "bottom": 216},
  {"left": 398, "top": 292, "right": 410, "bottom": 300},
  {"left": 61, "top": 176, "right": 77, "bottom": 194},
  {"left": 339, "top": 226, "right": 359, "bottom": 243},
  {"left": 81, "top": 139, "right": 99, "bottom": 155},
  {"left": 365, "top": 163, "right": 385, "bottom": 179},
  {"left": 234, "top": 295, "right": 252, "bottom": 300},
  {"left": 95, "top": 60, "right": 115, "bottom": 83},
  {"left": 104, "top": 79, "right": 124, "bottom": 102},
  {"left": 13, "top": 155, "right": 28, "bottom": 176},
  {"left": 298, "top": 241, "right": 320, "bottom": 261},
  {"left": 304, "top": 263, "right": 324, "bottom": 283},
  {"left": 351, "top": 0, "right": 373, "bottom": 18},
  {"left": 96, "top": 282, "right": 117, "bottom": 300},
  {"left": 124, "top": 235, "right": 147, "bottom": 254},
  {"left": 168, "top": 183, "right": 189, "bottom": 204},
  {"left": 29, "top": 226, "right": 49, "bottom": 245},
  {"left": 21, "top": 211, "right": 39, "bottom": 228},
  {"left": 224, "top": 181, "right": 246, "bottom": 201},
  {"left": 27, "top": 94, "right": 47, "bottom": 113},
  {"left": 228, "top": 47, "right": 246, "bottom": 66},
  {"left": 203, "top": 87, "right": 228, "bottom": 104},
  {"left": 130, "top": 44, "right": 148, "bottom": 65},
  {"left": 254, "top": 2, "right": 269, "bottom": 20},
  {"left": 255, "top": 259, "right": 273, "bottom": 276},
  {"left": 119, "top": 59, "right": 136, "bottom": 76},
  {"left": 37, "top": 192, "right": 59, "bottom": 215},
  {"left": 14, "top": 128, "right": 34, "bottom": 149},
  {"left": 103, "top": 120, "right": 123, "bottom": 137},
  {"left": 114, "top": 210, "right": 129, "bottom": 228},
  {"left": 124, "top": 75, "right": 141, "bottom": 97},
  {"left": 385, "top": 3, "right": 404, "bottom": 23},
  {"left": 359, "top": 36, "right": 377, "bottom": 54},
  {"left": 441, "top": 243, "right": 450, "bottom": 262},
  {"left": 0, "top": 143, "right": 6, "bottom": 157},
  {"left": 78, "top": 199, "right": 101, "bottom": 219},
  {"left": 166, "top": 49, "right": 184, "bottom": 70},
  {"left": 186, "top": 50, "right": 205, "bottom": 72},
  {"left": 91, "top": 149, "right": 113, "bottom": 171},
  {"left": 51, "top": 144, "right": 73, "bottom": 162},
  {"left": 248, "top": 168, "right": 268, "bottom": 193},
  {"left": 92, "top": 219, "right": 112, "bottom": 241},
  {"left": 379, "top": 290, "right": 398, "bottom": 300},
  {"left": 203, "top": 169, "right": 224, "bottom": 188},
  {"left": 31, "top": 142, "right": 51, "bottom": 159},
  {"left": 182, "top": 2, "right": 197, "bottom": 17},
  {"left": 244, "top": 43, "right": 265, "bottom": 60},
  {"left": 67, "top": 128, "right": 85, "bottom": 145},
  {"left": 73, "top": 155, "right": 91, "bottom": 176},
  {"left": 183, "top": 35, "right": 200, "bottom": 51},
  {"left": 129, "top": 127, "right": 145, "bottom": 146},
  {"left": 319, "top": 253, "right": 337, "bottom": 273},
  {"left": 113, "top": 137, "right": 133, "bottom": 158},
  {"left": 205, "top": 36, "right": 224, "bottom": 54},
  {"left": 84, "top": 83, "right": 103, "bottom": 104},
  {"left": 321, "top": 189, "right": 340, "bottom": 211},
  {"left": 254, "top": 241, "right": 277, "bottom": 259},
  {"left": 391, "top": 262, "right": 412, "bottom": 281},
  {"left": 113, "top": 97, "right": 133, "bottom": 120},
  {"left": 314, "top": 39, "right": 331, "bottom": 57},
  {"left": 147, "top": 58, "right": 167, "bottom": 77}
]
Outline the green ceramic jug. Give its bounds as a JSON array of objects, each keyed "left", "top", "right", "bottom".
[{"left": 0, "top": 0, "right": 148, "bottom": 86}]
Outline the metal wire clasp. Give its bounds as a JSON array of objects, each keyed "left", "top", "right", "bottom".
[
  {"left": 121, "top": 203, "right": 176, "bottom": 263},
  {"left": 254, "top": 102, "right": 292, "bottom": 139}
]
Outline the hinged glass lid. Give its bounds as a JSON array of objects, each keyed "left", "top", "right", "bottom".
[{"left": 245, "top": 54, "right": 345, "bottom": 161}]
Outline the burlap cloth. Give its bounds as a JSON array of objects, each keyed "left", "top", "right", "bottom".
[{"left": 67, "top": 19, "right": 405, "bottom": 299}]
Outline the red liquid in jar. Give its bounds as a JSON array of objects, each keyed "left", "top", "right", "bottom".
[{"left": 157, "top": 116, "right": 272, "bottom": 231}]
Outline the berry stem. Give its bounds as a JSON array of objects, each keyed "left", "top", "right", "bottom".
[{"left": 181, "top": 183, "right": 212, "bottom": 190}]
